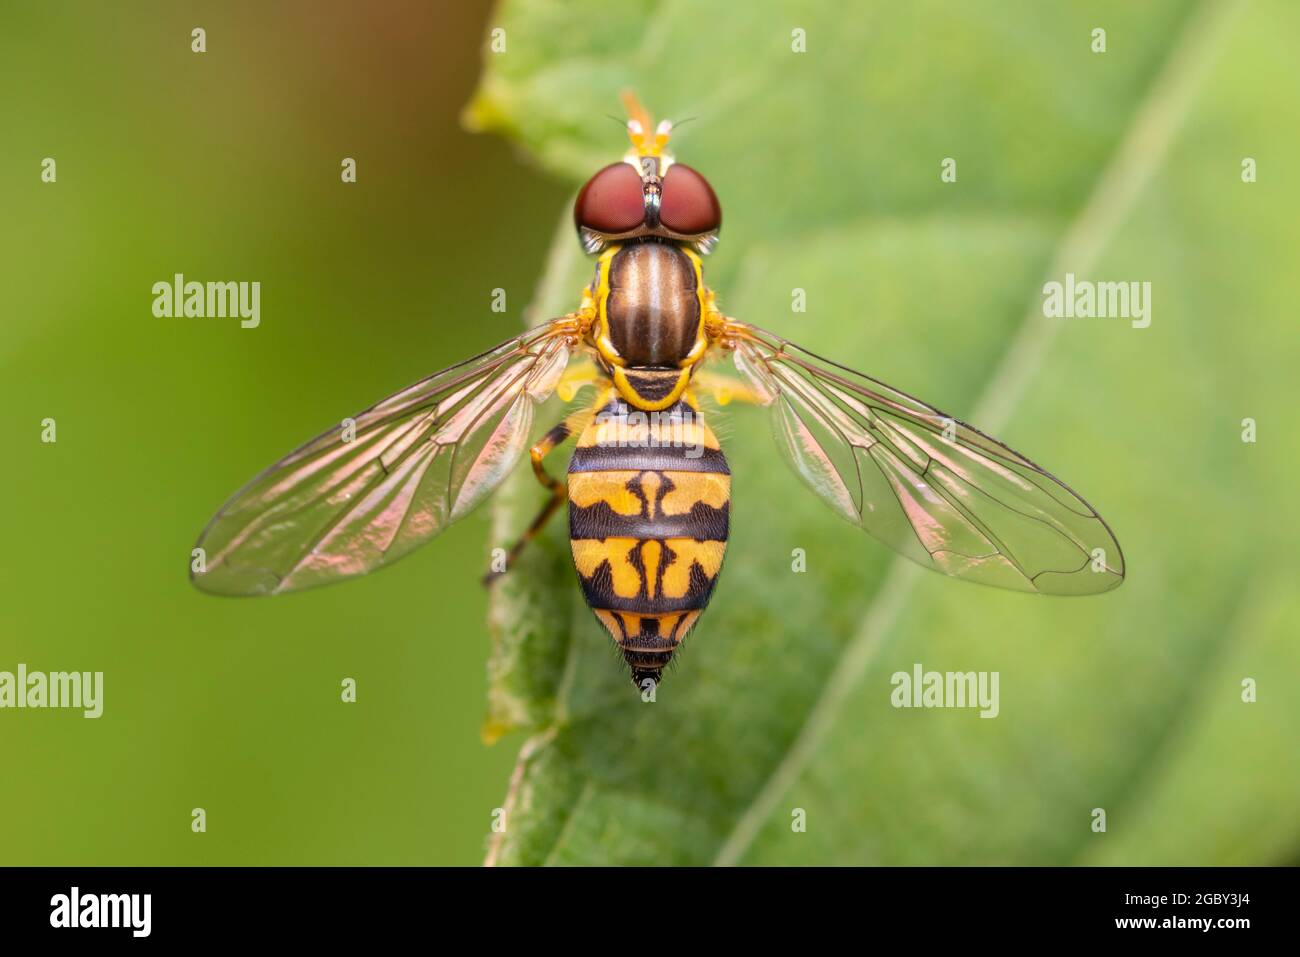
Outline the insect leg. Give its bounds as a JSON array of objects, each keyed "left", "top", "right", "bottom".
[
  {"left": 554, "top": 358, "right": 602, "bottom": 402},
  {"left": 690, "top": 368, "right": 769, "bottom": 406},
  {"left": 481, "top": 404, "right": 595, "bottom": 586}
]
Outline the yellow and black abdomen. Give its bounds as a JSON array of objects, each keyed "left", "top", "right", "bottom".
[{"left": 567, "top": 395, "right": 729, "bottom": 687}]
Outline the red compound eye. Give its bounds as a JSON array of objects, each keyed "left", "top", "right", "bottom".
[
  {"left": 659, "top": 164, "right": 721, "bottom": 234},
  {"left": 574, "top": 163, "right": 645, "bottom": 234}
]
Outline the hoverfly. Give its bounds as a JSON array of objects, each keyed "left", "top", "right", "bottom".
[{"left": 192, "top": 94, "right": 1124, "bottom": 689}]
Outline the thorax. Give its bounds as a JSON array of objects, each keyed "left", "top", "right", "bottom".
[{"left": 593, "top": 242, "right": 708, "bottom": 411}]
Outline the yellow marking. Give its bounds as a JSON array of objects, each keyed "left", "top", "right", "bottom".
[
  {"left": 639, "top": 471, "right": 663, "bottom": 507},
  {"left": 653, "top": 611, "right": 700, "bottom": 643},
  {"left": 568, "top": 469, "right": 729, "bottom": 520},
  {"left": 571, "top": 538, "right": 642, "bottom": 598},
  {"left": 645, "top": 413, "right": 718, "bottom": 450},
  {"left": 681, "top": 247, "right": 711, "bottom": 367},
  {"left": 593, "top": 609, "right": 624, "bottom": 644},
  {"left": 575, "top": 389, "right": 616, "bottom": 447},
  {"left": 679, "top": 336, "right": 708, "bottom": 369},
  {"left": 660, "top": 540, "right": 726, "bottom": 599},
  {"left": 642, "top": 541, "right": 663, "bottom": 599},
  {"left": 612, "top": 366, "right": 691, "bottom": 410},
  {"left": 583, "top": 404, "right": 715, "bottom": 446},
  {"left": 593, "top": 248, "right": 625, "bottom": 369},
  {"left": 589, "top": 609, "right": 704, "bottom": 649},
  {"left": 675, "top": 611, "right": 700, "bottom": 640},
  {"left": 567, "top": 471, "right": 645, "bottom": 515},
  {"left": 660, "top": 472, "right": 731, "bottom": 515}
]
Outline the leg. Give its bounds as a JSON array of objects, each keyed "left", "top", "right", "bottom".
[
  {"left": 689, "top": 368, "right": 769, "bottom": 406},
  {"left": 554, "top": 358, "right": 602, "bottom": 403},
  {"left": 482, "top": 406, "right": 593, "bottom": 586}
]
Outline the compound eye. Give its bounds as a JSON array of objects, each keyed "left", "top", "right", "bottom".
[
  {"left": 659, "top": 164, "right": 721, "bottom": 234},
  {"left": 574, "top": 163, "right": 645, "bottom": 234}
]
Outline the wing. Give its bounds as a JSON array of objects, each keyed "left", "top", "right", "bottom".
[
  {"left": 721, "top": 321, "right": 1124, "bottom": 595},
  {"left": 192, "top": 322, "right": 575, "bottom": 596}
]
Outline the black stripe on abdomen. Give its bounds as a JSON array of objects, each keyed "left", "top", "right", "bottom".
[
  {"left": 569, "top": 497, "right": 729, "bottom": 541},
  {"left": 568, "top": 444, "right": 729, "bottom": 474}
]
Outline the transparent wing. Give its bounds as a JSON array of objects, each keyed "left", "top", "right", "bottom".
[
  {"left": 722, "top": 321, "right": 1124, "bottom": 595},
  {"left": 192, "top": 322, "right": 574, "bottom": 596}
]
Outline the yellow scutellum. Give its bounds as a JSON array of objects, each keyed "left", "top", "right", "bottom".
[{"left": 621, "top": 90, "right": 672, "bottom": 157}]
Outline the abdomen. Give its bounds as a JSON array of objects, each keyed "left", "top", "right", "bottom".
[{"left": 568, "top": 395, "right": 729, "bottom": 687}]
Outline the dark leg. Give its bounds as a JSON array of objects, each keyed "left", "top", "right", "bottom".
[{"left": 482, "top": 408, "right": 590, "bottom": 586}]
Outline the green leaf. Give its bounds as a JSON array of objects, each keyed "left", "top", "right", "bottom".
[{"left": 470, "top": 0, "right": 1300, "bottom": 865}]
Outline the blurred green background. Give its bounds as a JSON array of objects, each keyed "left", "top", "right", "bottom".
[
  {"left": 3, "top": 0, "right": 1299, "bottom": 867},
  {"left": 1, "top": 1, "right": 565, "bottom": 865}
]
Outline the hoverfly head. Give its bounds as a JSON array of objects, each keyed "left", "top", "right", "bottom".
[{"left": 573, "top": 93, "right": 721, "bottom": 256}]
